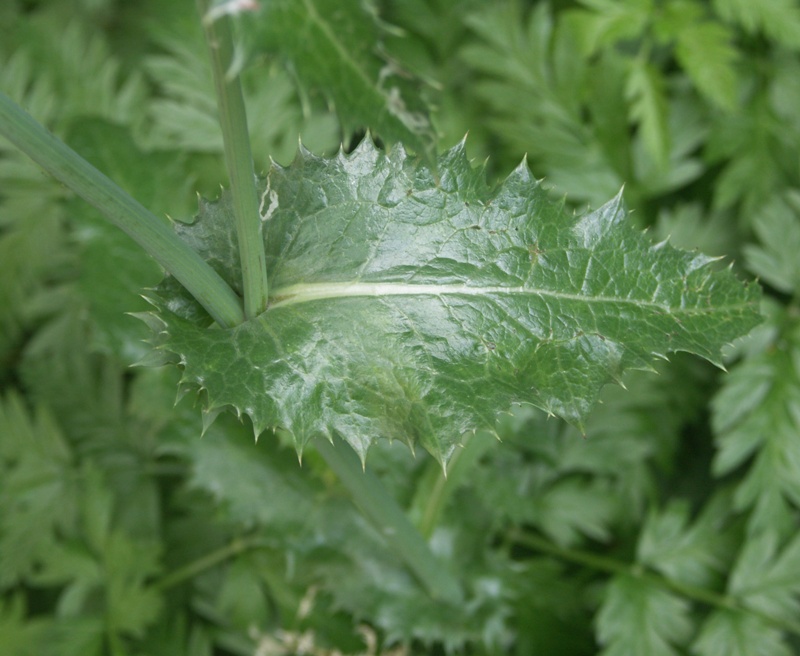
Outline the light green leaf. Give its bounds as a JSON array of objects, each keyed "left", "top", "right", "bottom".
[
  {"left": 144, "top": 30, "right": 338, "bottom": 167},
  {"left": 0, "top": 595, "right": 49, "bottom": 656},
  {"left": 296, "top": 495, "right": 510, "bottom": 650},
  {"left": 596, "top": 574, "right": 693, "bottom": 656},
  {"left": 712, "top": 318, "right": 800, "bottom": 533},
  {"left": 713, "top": 0, "right": 800, "bottom": 50},
  {"left": 149, "top": 140, "right": 760, "bottom": 465},
  {"left": 575, "top": 0, "right": 654, "bottom": 53},
  {"left": 461, "top": 3, "right": 625, "bottom": 205},
  {"left": 45, "top": 618, "right": 105, "bottom": 656},
  {"left": 0, "top": 393, "right": 77, "bottom": 588},
  {"left": 770, "top": 58, "right": 800, "bottom": 132},
  {"left": 4, "top": 16, "right": 147, "bottom": 130},
  {"left": 21, "top": 469, "right": 163, "bottom": 641},
  {"left": 707, "top": 100, "right": 794, "bottom": 214},
  {"left": 214, "top": 557, "right": 269, "bottom": 632},
  {"left": 102, "top": 531, "right": 162, "bottom": 638},
  {"left": 744, "top": 190, "right": 800, "bottom": 294},
  {"left": 637, "top": 498, "right": 732, "bottom": 589},
  {"left": 188, "top": 428, "right": 318, "bottom": 529},
  {"left": 729, "top": 532, "right": 800, "bottom": 626},
  {"left": 692, "top": 610, "right": 791, "bottom": 656},
  {"left": 0, "top": 48, "right": 71, "bottom": 361},
  {"left": 674, "top": 21, "right": 738, "bottom": 110},
  {"left": 655, "top": 204, "right": 739, "bottom": 259},
  {"left": 530, "top": 477, "right": 617, "bottom": 546},
  {"left": 626, "top": 57, "right": 670, "bottom": 167}
]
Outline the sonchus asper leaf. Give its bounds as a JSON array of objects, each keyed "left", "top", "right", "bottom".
[{"left": 146, "top": 140, "right": 761, "bottom": 465}]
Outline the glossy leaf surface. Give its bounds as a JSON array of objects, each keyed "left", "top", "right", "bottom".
[{"left": 149, "top": 140, "right": 761, "bottom": 464}]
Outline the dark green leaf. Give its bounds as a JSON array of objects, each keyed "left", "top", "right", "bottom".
[
  {"left": 149, "top": 140, "right": 761, "bottom": 465},
  {"left": 246, "top": 0, "right": 434, "bottom": 156},
  {"left": 64, "top": 119, "right": 184, "bottom": 361}
]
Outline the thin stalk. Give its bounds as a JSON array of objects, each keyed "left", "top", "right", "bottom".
[
  {"left": 153, "top": 536, "right": 269, "bottom": 591},
  {"left": 413, "top": 431, "right": 495, "bottom": 539},
  {"left": 314, "top": 437, "right": 463, "bottom": 603},
  {"left": 511, "top": 529, "right": 800, "bottom": 639},
  {"left": 199, "top": 2, "right": 269, "bottom": 319},
  {"left": 0, "top": 91, "right": 244, "bottom": 328}
]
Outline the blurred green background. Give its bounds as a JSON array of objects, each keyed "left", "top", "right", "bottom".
[{"left": 2, "top": 1, "right": 800, "bottom": 654}]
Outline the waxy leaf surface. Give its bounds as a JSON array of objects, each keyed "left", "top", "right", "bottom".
[{"left": 149, "top": 140, "right": 761, "bottom": 464}]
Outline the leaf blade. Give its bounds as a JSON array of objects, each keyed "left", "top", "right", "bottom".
[{"left": 151, "top": 140, "right": 761, "bottom": 464}]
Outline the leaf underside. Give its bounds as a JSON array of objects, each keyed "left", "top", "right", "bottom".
[{"left": 146, "top": 139, "right": 761, "bottom": 465}]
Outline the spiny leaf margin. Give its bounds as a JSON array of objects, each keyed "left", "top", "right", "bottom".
[{"left": 144, "top": 139, "right": 762, "bottom": 466}]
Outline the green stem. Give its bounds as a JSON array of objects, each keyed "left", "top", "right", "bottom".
[
  {"left": 511, "top": 529, "right": 800, "bottom": 639},
  {"left": 413, "top": 431, "right": 495, "bottom": 539},
  {"left": 314, "top": 437, "right": 463, "bottom": 603},
  {"left": 0, "top": 91, "right": 244, "bottom": 328},
  {"left": 199, "top": 2, "right": 269, "bottom": 319},
  {"left": 153, "top": 536, "right": 268, "bottom": 591},
  {"left": 107, "top": 629, "right": 126, "bottom": 656}
]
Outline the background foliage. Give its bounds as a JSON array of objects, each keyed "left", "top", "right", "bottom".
[{"left": 1, "top": 0, "right": 798, "bottom": 654}]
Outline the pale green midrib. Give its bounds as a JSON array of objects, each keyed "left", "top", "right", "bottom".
[{"left": 268, "top": 281, "right": 749, "bottom": 314}]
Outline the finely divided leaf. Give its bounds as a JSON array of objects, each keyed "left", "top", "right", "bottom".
[
  {"left": 713, "top": 0, "right": 800, "bottom": 50},
  {"left": 711, "top": 320, "right": 800, "bottom": 533},
  {"left": 729, "top": 532, "right": 800, "bottom": 626},
  {"left": 596, "top": 575, "right": 693, "bottom": 656},
  {"left": 744, "top": 191, "right": 800, "bottom": 293},
  {"left": 674, "top": 21, "right": 737, "bottom": 111},
  {"left": 693, "top": 610, "right": 791, "bottom": 656},
  {"left": 148, "top": 140, "right": 760, "bottom": 465},
  {"left": 0, "top": 393, "right": 77, "bottom": 588},
  {"left": 637, "top": 499, "right": 731, "bottom": 589},
  {"left": 626, "top": 57, "right": 670, "bottom": 167}
]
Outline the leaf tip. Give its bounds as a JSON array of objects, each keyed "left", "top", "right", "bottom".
[
  {"left": 704, "top": 353, "right": 727, "bottom": 372},
  {"left": 201, "top": 406, "right": 223, "bottom": 436},
  {"left": 295, "top": 139, "right": 314, "bottom": 163},
  {"left": 129, "top": 310, "right": 166, "bottom": 333},
  {"left": 353, "top": 131, "right": 379, "bottom": 155},
  {"left": 507, "top": 155, "right": 534, "bottom": 185},
  {"left": 128, "top": 345, "right": 171, "bottom": 368}
]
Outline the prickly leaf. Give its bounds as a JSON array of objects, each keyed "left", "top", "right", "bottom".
[{"left": 147, "top": 140, "right": 761, "bottom": 465}]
